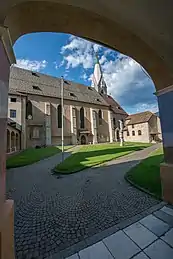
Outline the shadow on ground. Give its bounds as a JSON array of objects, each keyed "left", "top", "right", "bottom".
[{"left": 56, "top": 145, "right": 149, "bottom": 173}]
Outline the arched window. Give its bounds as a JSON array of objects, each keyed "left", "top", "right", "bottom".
[
  {"left": 26, "top": 100, "right": 33, "bottom": 119},
  {"left": 113, "top": 118, "right": 116, "bottom": 128},
  {"left": 57, "top": 105, "right": 62, "bottom": 128},
  {"left": 11, "top": 131, "right": 15, "bottom": 151},
  {"left": 138, "top": 130, "right": 142, "bottom": 136},
  {"left": 80, "top": 107, "right": 85, "bottom": 129},
  {"left": 7, "top": 129, "right": 10, "bottom": 153},
  {"left": 127, "top": 131, "right": 130, "bottom": 136},
  {"left": 132, "top": 130, "right": 135, "bottom": 136},
  {"left": 98, "top": 110, "right": 102, "bottom": 125}
]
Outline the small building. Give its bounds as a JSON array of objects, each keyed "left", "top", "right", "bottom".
[{"left": 124, "top": 111, "right": 162, "bottom": 143}]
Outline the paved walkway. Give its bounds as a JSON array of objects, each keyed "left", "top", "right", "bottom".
[
  {"left": 65, "top": 205, "right": 173, "bottom": 259},
  {"left": 6, "top": 144, "right": 160, "bottom": 259}
]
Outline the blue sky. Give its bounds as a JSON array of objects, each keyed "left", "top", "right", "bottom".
[{"left": 13, "top": 32, "right": 158, "bottom": 114}]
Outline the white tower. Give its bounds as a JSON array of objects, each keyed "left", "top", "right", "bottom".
[{"left": 91, "top": 54, "right": 107, "bottom": 95}]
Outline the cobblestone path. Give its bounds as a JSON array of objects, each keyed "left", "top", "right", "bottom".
[{"left": 6, "top": 145, "right": 160, "bottom": 259}]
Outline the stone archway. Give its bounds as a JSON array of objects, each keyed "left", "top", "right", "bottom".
[
  {"left": 16, "top": 133, "right": 19, "bottom": 151},
  {"left": 80, "top": 135, "right": 87, "bottom": 145},
  {"left": 7, "top": 129, "right": 10, "bottom": 153},
  {"left": 1, "top": 2, "right": 173, "bottom": 258},
  {"left": 11, "top": 131, "right": 15, "bottom": 152}
]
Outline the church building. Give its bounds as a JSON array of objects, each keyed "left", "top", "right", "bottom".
[{"left": 6, "top": 57, "right": 128, "bottom": 153}]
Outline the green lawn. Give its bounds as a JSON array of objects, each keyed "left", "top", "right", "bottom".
[
  {"left": 54, "top": 142, "right": 151, "bottom": 174},
  {"left": 6, "top": 145, "right": 73, "bottom": 168},
  {"left": 126, "top": 148, "right": 163, "bottom": 199}
]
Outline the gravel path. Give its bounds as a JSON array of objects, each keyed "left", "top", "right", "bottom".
[{"left": 6, "top": 144, "right": 161, "bottom": 259}]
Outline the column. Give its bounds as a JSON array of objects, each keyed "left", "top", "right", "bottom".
[
  {"left": 0, "top": 26, "right": 16, "bottom": 259},
  {"left": 108, "top": 110, "right": 113, "bottom": 143},
  {"left": 45, "top": 102, "right": 51, "bottom": 145},
  {"left": 157, "top": 86, "right": 173, "bottom": 203},
  {"left": 21, "top": 96, "right": 27, "bottom": 149}
]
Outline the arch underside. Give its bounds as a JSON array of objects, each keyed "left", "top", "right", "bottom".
[{"left": 3, "top": 1, "right": 173, "bottom": 90}]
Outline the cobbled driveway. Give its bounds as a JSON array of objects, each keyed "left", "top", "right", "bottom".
[{"left": 6, "top": 145, "right": 160, "bottom": 259}]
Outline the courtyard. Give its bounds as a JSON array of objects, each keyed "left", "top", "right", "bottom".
[{"left": 6, "top": 143, "right": 162, "bottom": 259}]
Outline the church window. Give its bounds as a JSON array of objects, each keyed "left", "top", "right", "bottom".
[
  {"left": 113, "top": 118, "right": 116, "bottom": 128},
  {"left": 10, "top": 109, "right": 16, "bottom": 118},
  {"left": 57, "top": 104, "right": 62, "bottom": 128},
  {"left": 33, "top": 85, "right": 41, "bottom": 91},
  {"left": 26, "top": 100, "right": 33, "bottom": 120},
  {"left": 45, "top": 103, "right": 50, "bottom": 115},
  {"left": 80, "top": 107, "right": 85, "bottom": 129},
  {"left": 96, "top": 98, "right": 101, "bottom": 102},
  {"left": 127, "top": 131, "right": 130, "bottom": 136},
  {"left": 32, "top": 127, "right": 40, "bottom": 139},
  {"left": 98, "top": 110, "right": 102, "bottom": 125},
  {"left": 132, "top": 130, "right": 135, "bottom": 136},
  {"left": 10, "top": 97, "right": 16, "bottom": 102},
  {"left": 32, "top": 72, "right": 39, "bottom": 77},
  {"left": 138, "top": 130, "right": 142, "bottom": 136},
  {"left": 69, "top": 92, "right": 76, "bottom": 97},
  {"left": 132, "top": 124, "right": 134, "bottom": 128}
]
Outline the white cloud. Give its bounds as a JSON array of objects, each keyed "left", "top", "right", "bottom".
[
  {"left": 15, "top": 59, "right": 48, "bottom": 71},
  {"left": 99, "top": 55, "right": 107, "bottom": 65},
  {"left": 101, "top": 54, "right": 157, "bottom": 112},
  {"left": 61, "top": 37, "right": 102, "bottom": 69},
  {"left": 80, "top": 73, "right": 88, "bottom": 81},
  {"left": 132, "top": 103, "right": 158, "bottom": 114}
]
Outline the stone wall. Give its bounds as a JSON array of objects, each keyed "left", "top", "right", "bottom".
[{"left": 124, "top": 122, "right": 150, "bottom": 143}]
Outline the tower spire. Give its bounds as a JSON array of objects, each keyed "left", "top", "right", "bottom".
[{"left": 91, "top": 52, "right": 107, "bottom": 95}]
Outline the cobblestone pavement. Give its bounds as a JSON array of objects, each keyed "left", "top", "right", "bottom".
[{"left": 6, "top": 144, "right": 161, "bottom": 259}]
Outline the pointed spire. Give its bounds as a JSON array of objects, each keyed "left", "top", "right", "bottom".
[
  {"left": 95, "top": 53, "right": 99, "bottom": 64},
  {"left": 91, "top": 51, "right": 107, "bottom": 95}
]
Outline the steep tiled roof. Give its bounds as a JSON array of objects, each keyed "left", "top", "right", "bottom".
[
  {"left": 102, "top": 94, "right": 128, "bottom": 115},
  {"left": 126, "top": 111, "right": 153, "bottom": 125},
  {"left": 9, "top": 66, "right": 109, "bottom": 107}
]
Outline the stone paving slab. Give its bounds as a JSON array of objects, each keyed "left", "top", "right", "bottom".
[
  {"left": 161, "top": 206, "right": 173, "bottom": 216},
  {"left": 153, "top": 210, "right": 173, "bottom": 227},
  {"left": 79, "top": 241, "right": 113, "bottom": 259},
  {"left": 161, "top": 228, "right": 173, "bottom": 247},
  {"left": 123, "top": 222, "right": 158, "bottom": 249},
  {"left": 139, "top": 214, "right": 170, "bottom": 236},
  {"left": 132, "top": 252, "right": 149, "bottom": 259},
  {"left": 103, "top": 230, "right": 140, "bottom": 259},
  {"left": 144, "top": 239, "right": 173, "bottom": 259},
  {"left": 66, "top": 254, "right": 79, "bottom": 259}
]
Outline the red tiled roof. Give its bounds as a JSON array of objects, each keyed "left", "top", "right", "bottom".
[{"left": 126, "top": 111, "right": 153, "bottom": 125}]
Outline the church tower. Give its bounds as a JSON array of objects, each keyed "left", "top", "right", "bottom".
[{"left": 91, "top": 54, "right": 107, "bottom": 95}]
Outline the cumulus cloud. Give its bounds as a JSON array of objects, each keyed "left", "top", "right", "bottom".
[
  {"left": 61, "top": 37, "right": 102, "bottom": 69},
  {"left": 60, "top": 36, "right": 158, "bottom": 113},
  {"left": 80, "top": 73, "right": 88, "bottom": 81},
  {"left": 15, "top": 59, "right": 48, "bottom": 71},
  {"left": 102, "top": 54, "right": 157, "bottom": 112}
]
